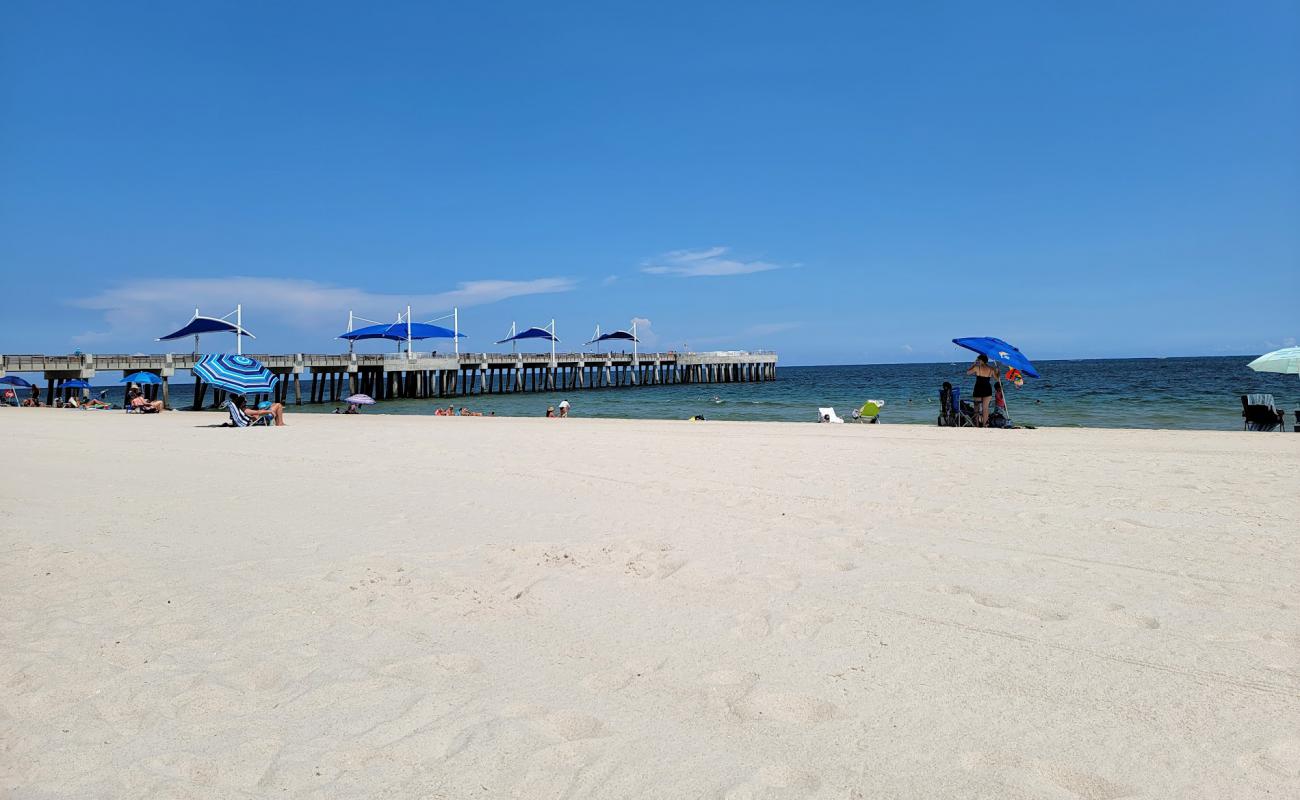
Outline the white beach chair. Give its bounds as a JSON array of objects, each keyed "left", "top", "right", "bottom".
[{"left": 817, "top": 407, "right": 844, "bottom": 424}]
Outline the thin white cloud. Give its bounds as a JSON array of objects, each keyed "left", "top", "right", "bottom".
[
  {"left": 601, "top": 275, "right": 619, "bottom": 286},
  {"left": 692, "top": 322, "right": 799, "bottom": 346},
  {"left": 745, "top": 322, "right": 800, "bottom": 337},
  {"left": 71, "top": 276, "right": 576, "bottom": 343},
  {"left": 641, "top": 247, "right": 784, "bottom": 278},
  {"left": 901, "top": 344, "right": 914, "bottom": 353}
]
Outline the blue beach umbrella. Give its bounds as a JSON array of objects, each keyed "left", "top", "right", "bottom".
[
  {"left": 952, "top": 337, "right": 1040, "bottom": 378},
  {"left": 59, "top": 379, "right": 93, "bottom": 389},
  {"left": 0, "top": 375, "right": 32, "bottom": 404},
  {"left": 192, "top": 354, "right": 279, "bottom": 395},
  {"left": 121, "top": 372, "right": 163, "bottom": 384}
]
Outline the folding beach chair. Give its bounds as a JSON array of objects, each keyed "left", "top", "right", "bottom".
[
  {"left": 938, "top": 383, "right": 975, "bottom": 427},
  {"left": 852, "top": 400, "right": 883, "bottom": 423},
  {"left": 1242, "top": 394, "right": 1284, "bottom": 431},
  {"left": 223, "top": 398, "right": 271, "bottom": 428},
  {"left": 817, "top": 407, "right": 845, "bottom": 423}
]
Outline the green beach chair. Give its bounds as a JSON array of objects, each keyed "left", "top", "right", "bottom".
[{"left": 853, "top": 400, "right": 883, "bottom": 423}]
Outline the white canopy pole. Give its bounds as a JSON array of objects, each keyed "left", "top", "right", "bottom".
[
  {"left": 406, "top": 304, "right": 413, "bottom": 358},
  {"left": 236, "top": 304, "right": 243, "bottom": 355},
  {"left": 551, "top": 319, "right": 556, "bottom": 365},
  {"left": 632, "top": 319, "right": 638, "bottom": 359},
  {"left": 454, "top": 307, "right": 460, "bottom": 355},
  {"left": 194, "top": 306, "right": 201, "bottom": 354},
  {"left": 347, "top": 310, "right": 354, "bottom": 354}
]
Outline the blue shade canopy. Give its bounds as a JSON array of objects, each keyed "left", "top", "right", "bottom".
[
  {"left": 59, "top": 379, "right": 93, "bottom": 389},
  {"left": 953, "top": 337, "right": 1040, "bottom": 378},
  {"left": 158, "top": 316, "right": 254, "bottom": 341},
  {"left": 0, "top": 375, "right": 34, "bottom": 388},
  {"left": 121, "top": 372, "right": 163, "bottom": 384},
  {"left": 339, "top": 322, "right": 463, "bottom": 341},
  {"left": 192, "top": 354, "right": 279, "bottom": 395},
  {"left": 586, "top": 330, "right": 638, "bottom": 344},
  {"left": 496, "top": 326, "right": 558, "bottom": 344}
]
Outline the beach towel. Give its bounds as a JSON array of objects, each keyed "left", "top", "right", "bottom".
[{"left": 223, "top": 398, "right": 269, "bottom": 428}]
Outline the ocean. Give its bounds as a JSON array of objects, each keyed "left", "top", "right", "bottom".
[{"left": 34, "top": 355, "right": 1298, "bottom": 430}]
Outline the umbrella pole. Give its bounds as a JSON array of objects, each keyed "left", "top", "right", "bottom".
[{"left": 995, "top": 365, "right": 1013, "bottom": 425}]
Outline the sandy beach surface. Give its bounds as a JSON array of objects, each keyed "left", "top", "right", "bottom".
[{"left": 1, "top": 410, "right": 1297, "bottom": 799}]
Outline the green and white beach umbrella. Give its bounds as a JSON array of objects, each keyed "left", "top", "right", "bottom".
[{"left": 1247, "top": 347, "right": 1300, "bottom": 378}]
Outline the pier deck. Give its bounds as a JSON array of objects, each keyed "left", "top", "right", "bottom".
[{"left": 2, "top": 351, "right": 778, "bottom": 408}]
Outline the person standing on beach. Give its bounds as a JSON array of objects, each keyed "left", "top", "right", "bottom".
[{"left": 966, "top": 354, "right": 997, "bottom": 427}]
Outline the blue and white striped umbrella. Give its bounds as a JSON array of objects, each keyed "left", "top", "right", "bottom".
[{"left": 192, "top": 354, "right": 279, "bottom": 395}]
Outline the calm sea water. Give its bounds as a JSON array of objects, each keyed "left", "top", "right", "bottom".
[{"left": 40, "top": 356, "right": 1298, "bottom": 430}]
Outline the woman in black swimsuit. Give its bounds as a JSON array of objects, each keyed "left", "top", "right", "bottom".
[{"left": 966, "top": 354, "right": 997, "bottom": 427}]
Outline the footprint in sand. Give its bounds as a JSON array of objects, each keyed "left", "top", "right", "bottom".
[
  {"left": 719, "top": 763, "right": 821, "bottom": 798},
  {"left": 1103, "top": 603, "right": 1161, "bottom": 630},
  {"left": 538, "top": 709, "right": 605, "bottom": 741},
  {"left": 733, "top": 691, "right": 836, "bottom": 724},
  {"left": 764, "top": 571, "right": 802, "bottom": 593},
  {"left": 580, "top": 657, "right": 665, "bottom": 692},
  {"left": 732, "top": 612, "right": 771, "bottom": 640},
  {"left": 698, "top": 670, "right": 760, "bottom": 720},
  {"left": 1240, "top": 737, "right": 1300, "bottom": 781},
  {"left": 938, "top": 585, "right": 1069, "bottom": 623},
  {"left": 777, "top": 611, "right": 833, "bottom": 640},
  {"left": 960, "top": 750, "right": 1135, "bottom": 799}
]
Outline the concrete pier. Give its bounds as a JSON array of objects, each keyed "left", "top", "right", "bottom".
[{"left": 1, "top": 351, "right": 778, "bottom": 408}]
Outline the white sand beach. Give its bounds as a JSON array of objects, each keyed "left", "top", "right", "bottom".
[{"left": 1, "top": 410, "right": 1297, "bottom": 798}]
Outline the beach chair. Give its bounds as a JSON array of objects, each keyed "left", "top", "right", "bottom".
[
  {"left": 817, "top": 407, "right": 844, "bottom": 423},
  {"left": 1242, "top": 394, "right": 1284, "bottom": 432},
  {"left": 223, "top": 398, "right": 271, "bottom": 428},
  {"left": 852, "top": 400, "right": 883, "bottom": 423},
  {"left": 938, "top": 383, "right": 975, "bottom": 427}
]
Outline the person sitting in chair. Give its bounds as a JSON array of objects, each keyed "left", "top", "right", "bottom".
[
  {"left": 126, "top": 387, "right": 164, "bottom": 413},
  {"left": 233, "top": 395, "right": 286, "bottom": 426}
]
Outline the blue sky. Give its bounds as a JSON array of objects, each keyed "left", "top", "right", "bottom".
[{"left": 2, "top": 2, "right": 1296, "bottom": 365}]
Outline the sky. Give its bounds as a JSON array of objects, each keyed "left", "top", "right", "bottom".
[{"left": 1, "top": 1, "right": 1297, "bottom": 365}]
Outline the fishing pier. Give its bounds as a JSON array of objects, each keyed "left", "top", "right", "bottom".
[{"left": 1, "top": 351, "right": 779, "bottom": 408}]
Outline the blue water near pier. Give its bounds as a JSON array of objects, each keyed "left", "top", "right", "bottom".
[{"left": 55, "top": 355, "right": 1293, "bottom": 430}]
